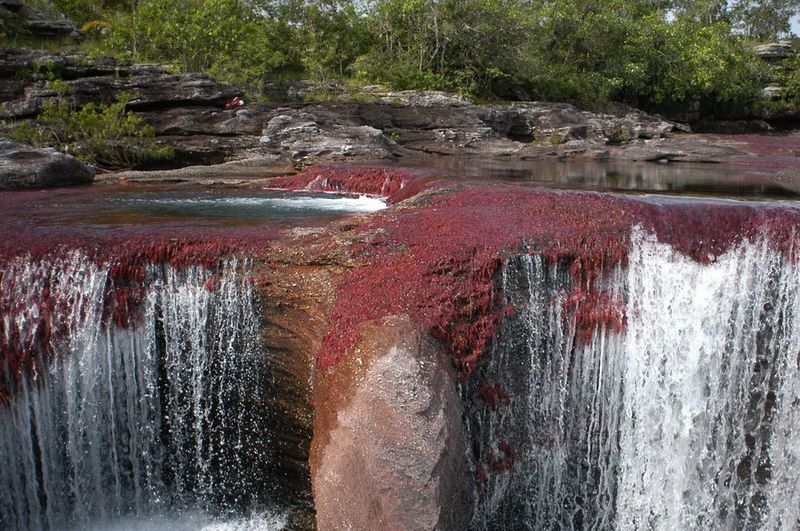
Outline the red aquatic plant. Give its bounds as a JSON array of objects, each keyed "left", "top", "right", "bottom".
[
  {"left": 313, "top": 181, "right": 800, "bottom": 380},
  {"left": 475, "top": 379, "right": 511, "bottom": 411},
  {"left": 0, "top": 230, "right": 276, "bottom": 406},
  {"left": 561, "top": 286, "right": 627, "bottom": 344},
  {"left": 269, "top": 164, "right": 431, "bottom": 204}
]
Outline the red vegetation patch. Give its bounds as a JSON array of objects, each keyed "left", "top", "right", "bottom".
[
  {"left": 561, "top": 287, "right": 627, "bottom": 344},
  {"left": 269, "top": 164, "right": 431, "bottom": 204},
  {"left": 315, "top": 184, "right": 800, "bottom": 377},
  {"left": 475, "top": 379, "right": 511, "bottom": 411},
  {"left": 474, "top": 439, "right": 521, "bottom": 490},
  {"left": 0, "top": 231, "right": 275, "bottom": 406}
]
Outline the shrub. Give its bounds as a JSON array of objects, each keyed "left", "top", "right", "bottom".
[{"left": 9, "top": 88, "right": 173, "bottom": 170}]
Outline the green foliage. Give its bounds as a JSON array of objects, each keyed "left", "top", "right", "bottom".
[
  {"left": 668, "top": 0, "right": 799, "bottom": 40},
  {"left": 354, "top": 0, "right": 534, "bottom": 97},
  {"left": 9, "top": 88, "right": 173, "bottom": 170},
  {"left": 614, "top": 18, "right": 766, "bottom": 106},
  {"left": 15, "top": 0, "right": 794, "bottom": 114},
  {"left": 299, "top": 1, "right": 373, "bottom": 83}
]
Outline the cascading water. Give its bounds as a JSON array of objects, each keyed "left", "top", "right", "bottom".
[
  {"left": 467, "top": 226, "right": 800, "bottom": 530},
  {"left": 0, "top": 253, "right": 283, "bottom": 530}
]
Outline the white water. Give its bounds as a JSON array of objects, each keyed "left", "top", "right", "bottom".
[
  {"left": 470, "top": 227, "right": 800, "bottom": 530},
  {"left": 0, "top": 254, "right": 282, "bottom": 530},
  {"left": 115, "top": 193, "right": 387, "bottom": 217}
]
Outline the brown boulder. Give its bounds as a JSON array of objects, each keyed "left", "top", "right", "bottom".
[{"left": 312, "top": 315, "right": 472, "bottom": 530}]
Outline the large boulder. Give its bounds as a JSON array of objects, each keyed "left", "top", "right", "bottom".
[
  {"left": 259, "top": 110, "right": 395, "bottom": 162},
  {"left": 0, "top": 140, "right": 95, "bottom": 189},
  {"left": 312, "top": 316, "right": 472, "bottom": 530}
]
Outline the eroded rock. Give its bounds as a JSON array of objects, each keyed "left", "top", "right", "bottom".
[
  {"left": 755, "top": 42, "right": 796, "bottom": 60},
  {"left": 312, "top": 316, "right": 471, "bottom": 531},
  {"left": 0, "top": 140, "right": 95, "bottom": 189},
  {"left": 259, "top": 110, "right": 394, "bottom": 161}
]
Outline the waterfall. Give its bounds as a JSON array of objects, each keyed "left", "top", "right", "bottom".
[
  {"left": 0, "top": 253, "right": 280, "bottom": 530},
  {"left": 468, "top": 226, "right": 800, "bottom": 530}
]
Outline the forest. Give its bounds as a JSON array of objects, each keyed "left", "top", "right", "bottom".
[{"left": 3, "top": 0, "right": 800, "bottom": 113}]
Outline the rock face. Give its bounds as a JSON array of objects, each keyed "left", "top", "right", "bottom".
[
  {"left": 1, "top": 49, "right": 687, "bottom": 169},
  {"left": 3, "top": 47, "right": 794, "bottom": 182},
  {"left": 754, "top": 42, "right": 796, "bottom": 60},
  {"left": 312, "top": 316, "right": 471, "bottom": 531},
  {"left": 259, "top": 111, "right": 394, "bottom": 160},
  {"left": 1, "top": 1, "right": 82, "bottom": 41},
  {"left": 0, "top": 140, "right": 95, "bottom": 189}
]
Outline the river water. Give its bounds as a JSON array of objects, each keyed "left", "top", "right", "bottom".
[{"left": 1, "top": 160, "right": 799, "bottom": 530}]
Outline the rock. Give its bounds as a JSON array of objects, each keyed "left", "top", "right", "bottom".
[
  {"left": 755, "top": 42, "right": 796, "bottom": 60},
  {"left": 312, "top": 315, "right": 472, "bottom": 531},
  {"left": 7, "top": 47, "right": 782, "bottom": 171},
  {"left": 23, "top": 12, "right": 82, "bottom": 40},
  {"left": 1, "top": 72, "right": 238, "bottom": 119},
  {"left": 0, "top": 3, "right": 82, "bottom": 41},
  {"left": 1, "top": 1, "right": 22, "bottom": 12},
  {"left": 379, "top": 90, "right": 473, "bottom": 107},
  {"left": 762, "top": 84, "right": 785, "bottom": 100},
  {"left": 615, "top": 136, "right": 751, "bottom": 163},
  {"left": 0, "top": 140, "right": 95, "bottom": 189},
  {"left": 256, "top": 109, "right": 394, "bottom": 161}
]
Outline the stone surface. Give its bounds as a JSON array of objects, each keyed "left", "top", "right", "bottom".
[
  {"left": 1, "top": 72, "right": 237, "bottom": 119},
  {"left": 259, "top": 110, "right": 395, "bottom": 162},
  {"left": 0, "top": 49, "right": 684, "bottom": 167},
  {"left": 755, "top": 42, "right": 796, "bottom": 60},
  {"left": 0, "top": 140, "right": 95, "bottom": 189},
  {"left": 0, "top": 2, "right": 82, "bottom": 41},
  {"left": 312, "top": 315, "right": 471, "bottom": 531},
  {"left": 3, "top": 47, "right": 797, "bottom": 184}
]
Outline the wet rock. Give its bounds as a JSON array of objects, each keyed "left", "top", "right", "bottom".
[
  {"left": 0, "top": 140, "right": 95, "bottom": 189},
  {"left": 312, "top": 315, "right": 471, "bottom": 531},
  {"left": 615, "top": 136, "right": 750, "bottom": 163}
]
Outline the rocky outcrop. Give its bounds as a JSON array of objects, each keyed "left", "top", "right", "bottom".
[
  {"left": 0, "top": 49, "right": 683, "bottom": 168},
  {"left": 4, "top": 47, "right": 797, "bottom": 184},
  {"left": 2, "top": 71, "right": 237, "bottom": 119},
  {"left": 0, "top": 140, "right": 95, "bottom": 189},
  {"left": 1, "top": 1, "right": 82, "bottom": 41},
  {"left": 312, "top": 316, "right": 471, "bottom": 531},
  {"left": 259, "top": 111, "right": 394, "bottom": 160},
  {"left": 755, "top": 42, "right": 796, "bottom": 60}
]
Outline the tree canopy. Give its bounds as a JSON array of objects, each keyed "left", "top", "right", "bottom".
[{"left": 14, "top": 0, "right": 800, "bottom": 111}]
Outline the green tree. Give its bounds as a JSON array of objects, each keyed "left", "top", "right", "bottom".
[
  {"left": 668, "top": 0, "right": 799, "bottom": 39},
  {"left": 300, "top": 1, "right": 373, "bottom": 83},
  {"left": 9, "top": 86, "right": 173, "bottom": 169},
  {"left": 357, "top": 0, "right": 534, "bottom": 97},
  {"left": 124, "top": 0, "right": 248, "bottom": 72},
  {"left": 729, "top": 0, "right": 799, "bottom": 40}
]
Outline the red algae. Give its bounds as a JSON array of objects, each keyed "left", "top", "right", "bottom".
[
  {"left": 0, "top": 228, "right": 278, "bottom": 406},
  {"left": 316, "top": 186, "right": 637, "bottom": 376},
  {"left": 475, "top": 379, "right": 511, "bottom": 411},
  {"left": 269, "top": 164, "right": 431, "bottom": 204},
  {"left": 315, "top": 184, "right": 800, "bottom": 378}
]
